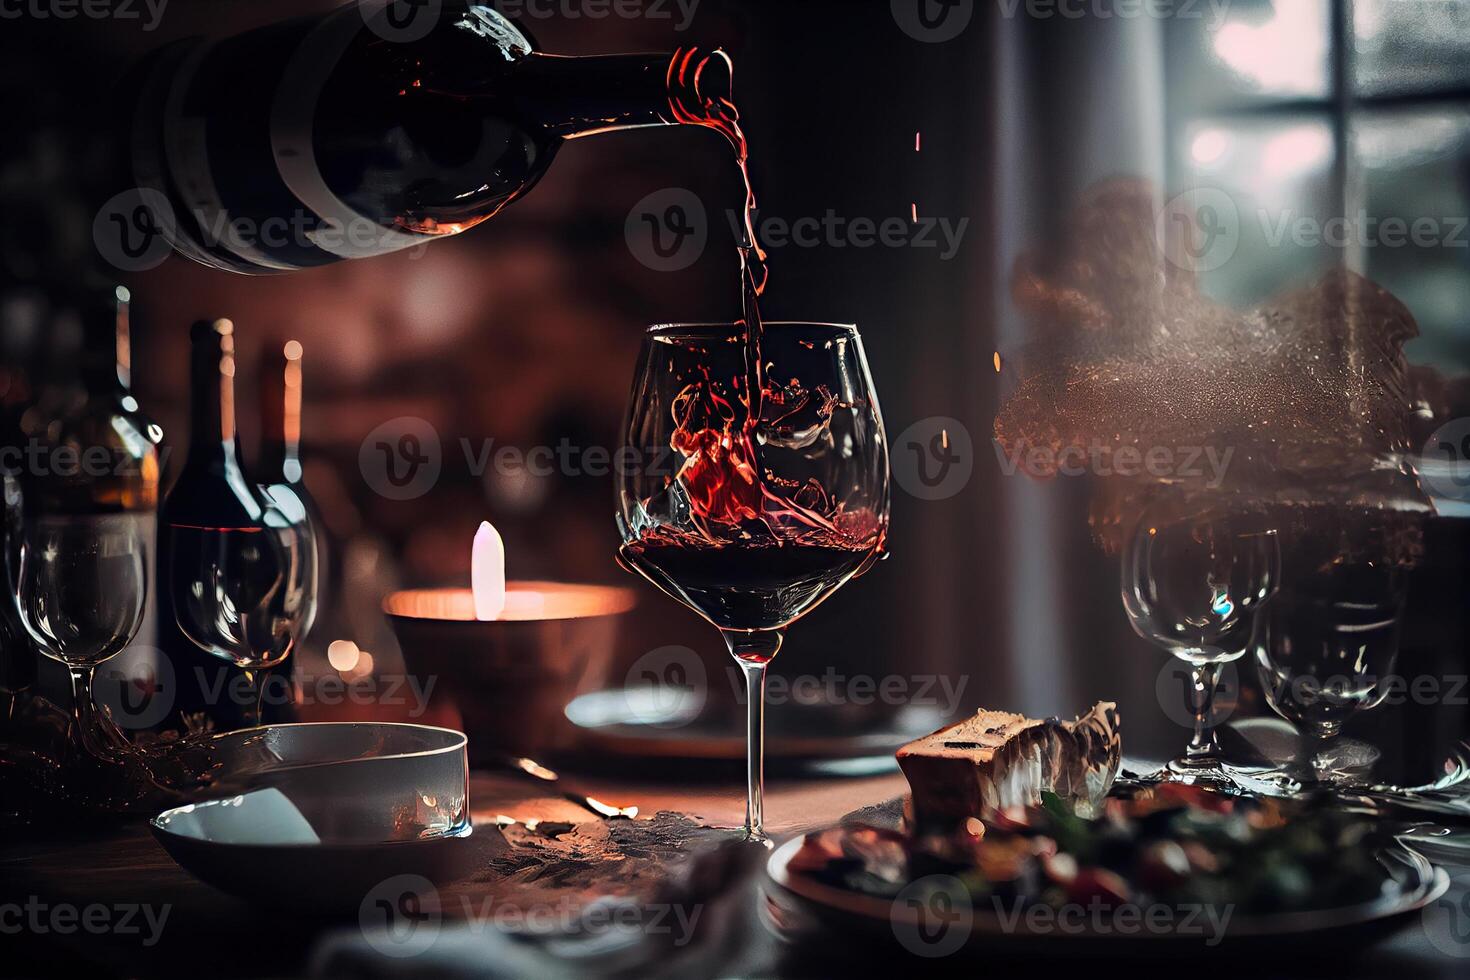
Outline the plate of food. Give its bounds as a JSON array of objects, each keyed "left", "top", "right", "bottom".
[{"left": 764, "top": 703, "right": 1449, "bottom": 960}]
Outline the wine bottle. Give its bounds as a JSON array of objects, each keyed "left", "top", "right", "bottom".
[
  {"left": 120, "top": 2, "right": 725, "bottom": 274},
  {"left": 0, "top": 292, "right": 40, "bottom": 699},
  {"left": 156, "top": 319, "right": 286, "bottom": 731}
]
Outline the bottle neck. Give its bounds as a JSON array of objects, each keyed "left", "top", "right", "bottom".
[
  {"left": 80, "top": 306, "right": 124, "bottom": 396},
  {"left": 258, "top": 344, "right": 304, "bottom": 485},
  {"left": 187, "top": 321, "right": 243, "bottom": 468},
  {"left": 515, "top": 53, "right": 677, "bottom": 139}
]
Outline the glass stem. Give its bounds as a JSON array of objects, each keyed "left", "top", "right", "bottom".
[
  {"left": 722, "top": 628, "right": 784, "bottom": 844},
  {"left": 66, "top": 665, "right": 121, "bottom": 762},
  {"left": 1185, "top": 661, "right": 1223, "bottom": 762},
  {"left": 242, "top": 669, "right": 264, "bottom": 728},
  {"left": 1303, "top": 723, "right": 1342, "bottom": 783}
]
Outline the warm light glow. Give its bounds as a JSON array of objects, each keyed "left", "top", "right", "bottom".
[
  {"left": 1211, "top": 6, "right": 1326, "bottom": 97},
  {"left": 282, "top": 340, "right": 303, "bottom": 457},
  {"left": 216, "top": 319, "right": 236, "bottom": 442},
  {"left": 1261, "top": 126, "right": 1332, "bottom": 179},
  {"left": 993, "top": 351, "right": 1003, "bottom": 373},
  {"left": 383, "top": 583, "right": 637, "bottom": 622},
  {"left": 472, "top": 520, "right": 506, "bottom": 621},
  {"left": 327, "top": 639, "right": 361, "bottom": 672},
  {"left": 1190, "top": 129, "right": 1230, "bottom": 166},
  {"left": 115, "top": 285, "right": 132, "bottom": 390}
]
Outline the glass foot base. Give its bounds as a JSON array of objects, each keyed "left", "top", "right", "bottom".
[
  {"left": 1141, "top": 757, "right": 1297, "bottom": 797},
  {"left": 1310, "top": 738, "right": 1380, "bottom": 782}
]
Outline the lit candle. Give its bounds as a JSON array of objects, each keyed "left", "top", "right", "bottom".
[
  {"left": 472, "top": 520, "right": 506, "bottom": 621},
  {"left": 383, "top": 545, "right": 638, "bottom": 758}
]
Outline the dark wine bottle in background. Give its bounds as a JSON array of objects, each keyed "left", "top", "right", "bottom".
[
  {"left": 258, "top": 339, "right": 320, "bottom": 648},
  {"left": 157, "top": 319, "right": 288, "bottom": 732},
  {"left": 119, "top": 1, "right": 723, "bottom": 274},
  {"left": 0, "top": 290, "right": 41, "bottom": 701}
]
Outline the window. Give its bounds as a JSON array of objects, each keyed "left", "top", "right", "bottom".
[{"left": 1166, "top": 0, "right": 1470, "bottom": 369}]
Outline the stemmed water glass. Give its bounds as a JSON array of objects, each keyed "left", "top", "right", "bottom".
[
  {"left": 1121, "top": 502, "right": 1279, "bottom": 792},
  {"left": 1254, "top": 562, "right": 1408, "bottom": 785},
  {"left": 616, "top": 322, "right": 890, "bottom": 843},
  {"left": 6, "top": 486, "right": 149, "bottom": 768}
]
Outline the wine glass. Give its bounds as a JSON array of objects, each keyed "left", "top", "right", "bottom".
[
  {"left": 616, "top": 322, "right": 890, "bottom": 843},
  {"left": 167, "top": 495, "right": 311, "bottom": 728},
  {"left": 6, "top": 495, "right": 149, "bottom": 767},
  {"left": 1254, "top": 562, "right": 1407, "bottom": 784},
  {"left": 1121, "top": 502, "right": 1279, "bottom": 792}
]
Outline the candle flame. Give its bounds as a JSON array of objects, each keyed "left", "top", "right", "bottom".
[{"left": 472, "top": 520, "right": 506, "bottom": 621}]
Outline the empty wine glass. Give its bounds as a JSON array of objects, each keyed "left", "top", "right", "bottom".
[
  {"left": 167, "top": 502, "right": 310, "bottom": 728},
  {"left": 1122, "top": 503, "right": 1279, "bottom": 792},
  {"left": 616, "top": 322, "right": 890, "bottom": 843},
  {"left": 7, "top": 495, "right": 149, "bottom": 765},
  {"left": 163, "top": 318, "right": 315, "bottom": 730},
  {"left": 1254, "top": 562, "right": 1407, "bottom": 784}
]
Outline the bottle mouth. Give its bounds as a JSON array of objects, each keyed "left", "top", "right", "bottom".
[
  {"left": 190, "top": 318, "right": 234, "bottom": 345},
  {"left": 666, "top": 47, "right": 735, "bottom": 125}
]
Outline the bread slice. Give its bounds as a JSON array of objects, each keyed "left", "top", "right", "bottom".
[{"left": 897, "top": 702, "right": 1121, "bottom": 828}]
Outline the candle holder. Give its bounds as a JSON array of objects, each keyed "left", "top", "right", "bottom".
[{"left": 384, "top": 583, "right": 636, "bottom": 763}]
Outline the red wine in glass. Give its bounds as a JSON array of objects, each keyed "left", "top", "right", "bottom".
[{"left": 621, "top": 528, "right": 882, "bottom": 634}]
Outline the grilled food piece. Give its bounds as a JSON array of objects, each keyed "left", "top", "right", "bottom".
[{"left": 898, "top": 702, "right": 1121, "bottom": 828}]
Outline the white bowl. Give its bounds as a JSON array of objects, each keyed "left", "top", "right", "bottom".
[{"left": 149, "top": 723, "right": 493, "bottom": 911}]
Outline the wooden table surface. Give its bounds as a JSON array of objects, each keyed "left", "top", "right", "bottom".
[
  {"left": 0, "top": 769, "right": 908, "bottom": 979},
  {"left": 5, "top": 767, "right": 1470, "bottom": 978}
]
